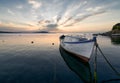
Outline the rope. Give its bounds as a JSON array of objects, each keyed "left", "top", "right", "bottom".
[
  {"left": 92, "top": 39, "right": 120, "bottom": 83},
  {"left": 93, "top": 43, "right": 98, "bottom": 83},
  {"left": 102, "top": 78, "right": 120, "bottom": 83},
  {"left": 96, "top": 43, "right": 120, "bottom": 76}
]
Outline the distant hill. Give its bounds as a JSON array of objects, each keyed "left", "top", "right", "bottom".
[
  {"left": 112, "top": 23, "right": 120, "bottom": 34},
  {"left": 34, "top": 31, "right": 49, "bottom": 33},
  {"left": 100, "top": 23, "right": 120, "bottom": 36},
  {"left": 0, "top": 31, "right": 19, "bottom": 33}
]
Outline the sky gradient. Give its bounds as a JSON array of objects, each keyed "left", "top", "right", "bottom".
[{"left": 0, "top": 0, "right": 120, "bottom": 32}]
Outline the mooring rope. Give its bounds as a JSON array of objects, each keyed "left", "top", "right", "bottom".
[
  {"left": 96, "top": 43, "right": 120, "bottom": 76},
  {"left": 93, "top": 43, "right": 98, "bottom": 83},
  {"left": 102, "top": 78, "right": 120, "bottom": 83}
]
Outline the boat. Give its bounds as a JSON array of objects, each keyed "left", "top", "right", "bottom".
[
  {"left": 59, "top": 46, "right": 92, "bottom": 83},
  {"left": 60, "top": 35, "right": 96, "bottom": 62},
  {"left": 112, "top": 34, "right": 120, "bottom": 36}
]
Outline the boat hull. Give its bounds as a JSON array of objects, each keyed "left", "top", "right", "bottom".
[{"left": 60, "top": 45, "right": 89, "bottom": 62}]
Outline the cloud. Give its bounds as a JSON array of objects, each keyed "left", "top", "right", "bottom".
[
  {"left": 28, "top": 0, "right": 42, "bottom": 20},
  {"left": 92, "top": 10, "right": 106, "bottom": 15},
  {"left": 41, "top": 23, "right": 60, "bottom": 31},
  {"left": 86, "top": 6, "right": 103, "bottom": 12},
  {"left": 64, "top": 24, "right": 73, "bottom": 27},
  {"left": 46, "top": 24, "right": 58, "bottom": 28},
  {"left": 72, "top": 10, "right": 106, "bottom": 25},
  {"left": 59, "top": 5, "right": 106, "bottom": 26},
  {"left": 16, "top": 5, "right": 23, "bottom": 9},
  {"left": 0, "top": 21, "right": 39, "bottom": 31},
  {"left": 0, "top": 26, "right": 16, "bottom": 31},
  {"left": 38, "top": 20, "right": 51, "bottom": 25},
  {"left": 36, "top": 4, "right": 106, "bottom": 29},
  {"left": 56, "top": 16, "right": 62, "bottom": 23},
  {"left": 37, "top": 19, "right": 60, "bottom": 31},
  {"left": 28, "top": 0, "right": 42, "bottom": 9},
  {"left": 52, "top": 15, "right": 61, "bottom": 23},
  {"left": 16, "top": 22, "right": 35, "bottom": 27},
  {"left": 57, "top": 2, "right": 83, "bottom": 25},
  {"left": 83, "top": 1, "right": 88, "bottom": 5},
  {"left": 74, "top": 15, "right": 91, "bottom": 23},
  {"left": 7, "top": 9, "right": 15, "bottom": 15},
  {"left": 35, "top": 0, "right": 93, "bottom": 29},
  {"left": 60, "top": 16, "right": 73, "bottom": 25}
]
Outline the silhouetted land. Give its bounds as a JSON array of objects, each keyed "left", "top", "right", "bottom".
[{"left": 99, "top": 23, "right": 120, "bottom": 36}]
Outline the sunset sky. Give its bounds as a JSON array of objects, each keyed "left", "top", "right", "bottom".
[{"left": 0, "top": 0, "right": 120, "bottom": 32}]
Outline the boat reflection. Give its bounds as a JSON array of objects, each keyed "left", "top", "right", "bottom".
[
  {"left": 111, "top": 36, "right": 120, "bottom": 44},
  {"left": 59, "top": 46, "right": 92, "bottom": 83}
]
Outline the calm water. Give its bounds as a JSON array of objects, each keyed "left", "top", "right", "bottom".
[{"left": 0, "top": 33, "right": 120, "bottom": 83}]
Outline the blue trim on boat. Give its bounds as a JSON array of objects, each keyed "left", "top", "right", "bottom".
[{"left": 64, "top": 39, "right": 94, "bottom": 44}]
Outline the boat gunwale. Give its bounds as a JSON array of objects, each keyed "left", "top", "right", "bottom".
[{"left": 63, "top": 39, "right": 94, "bottom": 44}]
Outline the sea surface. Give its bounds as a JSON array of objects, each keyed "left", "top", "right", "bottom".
[{"left": 0, "top": 33, "right": 120, "bottom": 83}]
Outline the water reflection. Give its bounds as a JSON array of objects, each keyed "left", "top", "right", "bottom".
[
  {"left": 59, "top": 46, "right": 92, "bottom": 83},
  {"left": 110, "top": 36, "right": 120, "bottom": 45}
]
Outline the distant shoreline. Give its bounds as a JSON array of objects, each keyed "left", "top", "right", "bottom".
[
  {"left": 98, "top": 31, "right": 120, "bottom": 36},
  {"left": 0, "top": 31, "right": 49, "bottom": 34}
]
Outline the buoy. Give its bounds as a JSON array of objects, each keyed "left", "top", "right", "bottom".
[
  {"left": 2, "top": 40, "right": 4, "bottom": 42},
  {"left": 31, "top": 41, "right": 34, "bottom": 44},
  {"left": 52, "top": 43, "right": 54, "bottom": 45}
]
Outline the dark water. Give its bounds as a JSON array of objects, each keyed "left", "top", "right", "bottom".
[{"left": 0, "top": 33, "right": 120, "bottom": 83}]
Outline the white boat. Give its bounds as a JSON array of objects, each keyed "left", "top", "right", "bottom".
[{"left": 60, "top": 35, "right": 96, "bottom": 62}]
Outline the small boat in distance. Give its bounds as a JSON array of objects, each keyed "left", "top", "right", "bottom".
[{"left": 60, "top": 34, "right": 96, "bottom": 62}]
